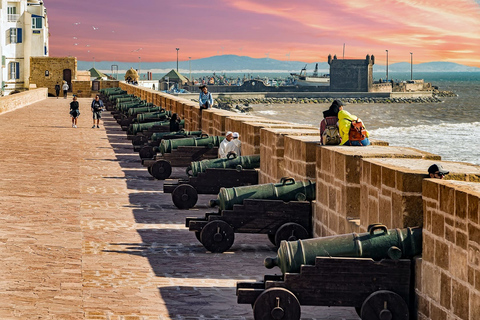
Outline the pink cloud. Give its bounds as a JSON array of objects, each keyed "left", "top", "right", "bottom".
[{"left": 44, "top": 0, "right": 480, "bottom": 67}]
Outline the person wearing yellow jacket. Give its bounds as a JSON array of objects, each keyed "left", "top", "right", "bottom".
[{"left": 338, "top": 107, "right": 370, "bottom": 146}]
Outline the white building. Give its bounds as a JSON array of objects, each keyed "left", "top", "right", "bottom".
[{"left": 0, "top": 0, "right": 49, "bottom": 95}]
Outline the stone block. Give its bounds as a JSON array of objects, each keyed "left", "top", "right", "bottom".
[
  {"left": 450, "top": 247, "right": 468, "bottom": 282},
  {"left": 430, "top": 303, "right": 447, "bottom": 320},
  {"left": 471, "top": 291, "right": 480, "bottom": 320},
  {"left": 423, "top": 263, "right": 441, "bottom": 301},
  {"left": 440, "top": 184, "right": 455, "bottom": 216},
  {"left": 468, "top": 194, "right": 479, "bottom": 224},
  {"left": 423, "top": 233, "right": 434, "bottom": 263},
  {"left": 381, "top": 166, "right": 396, "bottom": 188},
  {"left": 431, "top": 211, "right": 445, "bottom": 238},
  {"left": 435, "top": 239, "right": 449, "bottom": 270},
  {"left": 451, "top": 278, "right": 469, "bottom": 319},
  {"left": 468, "top": 223, "right": 480, "bottom": 247},
  {"left": 423, "top": 179, "right": 439, "bottom": 202}
]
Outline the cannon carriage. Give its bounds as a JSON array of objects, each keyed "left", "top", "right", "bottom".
[
  {"left": 236, "top": 225, "right": 422, "bottom": 320},
  {"left": 185, "top": 178, "right": 315, "bottom": 253}
]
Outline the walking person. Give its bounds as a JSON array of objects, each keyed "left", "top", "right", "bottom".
[
  {"left": 91, "top": 95, "right": 104, "bottom": 128},
  {"left": 55, "top": 82, "right": 60, "bottom": 99},
  {"left": 62, "top": 81, "right": 69, "bottom": 99},
  {"left": 69, "top": 96, "right": 80, "bottom": 128}
]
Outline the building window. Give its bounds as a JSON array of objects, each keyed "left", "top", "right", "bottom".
[
  {"left": 9, "top": 28, "right": 22, "bottom": 44},
  {"left": 9, "top": 62, "right": 20, "bottom": 80},
  {"left": 7, "top": 6, "right": 19, "bottom": 22},
  {"left": 32, "top": 16, "right": 43, "bottom": 29}
]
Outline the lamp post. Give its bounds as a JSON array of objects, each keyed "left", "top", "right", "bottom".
[
  {"left": 138, "top": 56, "right": 141, "bottom": 79},
  {"left": 385, "top": 50, "right": 389, "bottom": 81},
  {"left": 176, "top": 48, "right": 179, "bottom": 72},
  {"left": 410, "top": 52, "right": 413, "bottom": 80},
  {"left": 188, "top": 56, "right": 192, "bottom": 83}
]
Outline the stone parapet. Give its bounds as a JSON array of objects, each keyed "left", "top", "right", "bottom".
[
  {"left": 259, "top": 128, "right": 319, "bottom": 184},
  {"left": 0, "top": 88, "right": 47, "bottom": 115},
  {"left": 417, "top": 179, "right": 480, "bottom": 320},
  {"left": 284, "top": 135, "right": 321, "bottom": 182},
  {"left": 71, "top": 80, "right": 91, "bottom": 98},
  {"left": 360, "top": 158, "right": 480, "bottom": 233},
  {"left": 314, "top": 145, "right": 441, "bottom": 237}
]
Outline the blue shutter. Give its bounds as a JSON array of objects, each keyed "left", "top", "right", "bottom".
[
  {"left": 17, "top": 28, "right": 22, "bottom": 43},
  {"left": 16, "top": 62, "right": 20, "bottom": 79}
]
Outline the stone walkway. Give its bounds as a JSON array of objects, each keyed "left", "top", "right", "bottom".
[{"left": 0, "top": 97, "right": 360, "bottom": 319}]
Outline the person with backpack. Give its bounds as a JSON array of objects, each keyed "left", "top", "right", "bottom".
[
  {"left": 54, "top": 82, "right": 60, "bottom": 99},
  {"left": 320, "top": 100, "right": 342, "bottom": 145},
  {"left": 91, "top": 95, "right": 104, "bottom": 128},
  {"left": 338, "top": 106, "right": 370, "bottom": 146},
  {"left": 198, "top": 85, "right": 213, "bottom": 109}
]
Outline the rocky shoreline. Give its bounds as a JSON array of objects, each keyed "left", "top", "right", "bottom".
[{"left": 193, "top": 90, "right": 457, "bottom": 113}]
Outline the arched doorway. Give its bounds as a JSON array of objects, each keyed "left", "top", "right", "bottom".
[{"left": 63, "top": 69, "right": 72, "bottom": 91}]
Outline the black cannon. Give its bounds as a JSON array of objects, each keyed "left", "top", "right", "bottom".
[
  {"left": 236, "top": 225, "right": 422, "bottom": 320},
  {"left": 185, "top": 178, "right": 315, "bottom": 253}
]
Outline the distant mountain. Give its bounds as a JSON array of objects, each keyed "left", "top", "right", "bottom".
[{"left": 78, "top": 54, "right": 480, "bottom": 75}]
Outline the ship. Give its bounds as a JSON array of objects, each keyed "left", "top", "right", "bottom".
[{"left": 290, "top": 63, "right": 330, "bottom": 86}]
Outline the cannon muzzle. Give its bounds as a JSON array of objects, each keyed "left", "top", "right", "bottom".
[
  {"left": 187, "top": 154, "right": 260, "bottom": 176},
  {"left": 159, "top": 135, "right": 224, "bottom": 154}
]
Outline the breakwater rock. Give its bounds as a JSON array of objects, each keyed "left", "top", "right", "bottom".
[{"left": 433, "top": 89, "right": 458, "bottom": 97}]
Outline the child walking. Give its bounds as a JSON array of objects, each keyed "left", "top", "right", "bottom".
[{"left": 70, "top": 96, "right": 80, "bottom": 128}]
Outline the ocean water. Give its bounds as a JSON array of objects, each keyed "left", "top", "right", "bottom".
[{"left": 248, "top": 72, "right": 480, "bottom": 165}]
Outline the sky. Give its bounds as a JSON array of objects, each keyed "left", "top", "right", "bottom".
[{"left": 45, "top": 0, "right": 480, "bottom": 67}]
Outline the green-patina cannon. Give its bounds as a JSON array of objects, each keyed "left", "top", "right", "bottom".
[
  {"left": 210, "top": 177, "right": 315, "bottom": 211},
  {"left": 186, "top": 178, "right": 314, "bottom": 252},
  {"left": 128, "top": 119, "right": 184, "bottom": 136},
  {"left": 136, "top": 111, "right": 168, "bottom": 123},
  {"left": 159, "top": 135, "right": 224, "bottom": 154},
  {"left": 151, "top": 130, "right": 202, "bottom": 142},
  {"left": 127, "top": 106, "right": 165, "bottom": 117},
  {"left": 236, "top": 224, "right": 421, "bottom": 320},
  {"left": 187, "top": 154, "right": 260, "bottom": 177},
  {"left": 265, "top": 224, "right": 422, "bottom": 274},
  {"left": 135, "top": 130, "right": 204, "bottom": 157}
]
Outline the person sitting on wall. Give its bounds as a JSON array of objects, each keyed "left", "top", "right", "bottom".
[
  {"left": 338, "top": 103, "right": 370, "bottom": 146},
  {"left": 198, "top": 85, "right": 213, "bottom": 109},
  {"left": 428, "top": 164, "right": 449, "bottom": 179},
  {"left": 218, "top": 131, "right": 233, "bottom": 158},
  {"left": 320, "top": 100, "right": 342, "bottom": 145},
  {"left": 225, "top": 132, "right": 241, "bottom": 157}
]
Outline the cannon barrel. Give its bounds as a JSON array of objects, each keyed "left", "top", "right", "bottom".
[
  {"left": 129, "top": 121, "right": 168, "bottom": 135},
  {"left": 136, "top": 111, "right": 168, "bottom": 123},
  {"left": 264, "top": 225, "right": 422, "bottom": 274},
  {"left": 159, "top": 135, "right": 224, "bottom": 154},
  {"left": 210, "top": 177, "right": 315, "bottom": 211},
  {"left": 128, "top": 106, "right": 165, "bottom": 117},
  {"left": 151, "top": 130, "right": 202, "bottom": 142},
  {"left": 188, "top": 154, "right": 260, "bottom": 177}
]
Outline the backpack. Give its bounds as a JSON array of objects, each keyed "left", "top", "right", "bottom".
[
  {"left": 347, "top": 118, "right": 367, "bottom": 142},
  {"left": 320, "top": 116, "right": 340, "bottom": 145},
  {"left": 322, "top": 125, "right": 341, "bottom": 145}
]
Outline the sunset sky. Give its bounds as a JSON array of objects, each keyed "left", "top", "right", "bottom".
[{"left": 45, "top": 0, "right": 480, "bottom": 67}]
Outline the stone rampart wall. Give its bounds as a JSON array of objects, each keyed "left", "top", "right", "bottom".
[
  {"left": 118, "top": 82, "right": 480, "bottom": 320},
  {"left": 0, "top": 88, "right": 47, "bottom": 115}
]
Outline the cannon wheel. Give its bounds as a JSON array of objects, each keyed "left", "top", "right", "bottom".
[
  {"left": 274, "top": 223, "right": 309, "bottom": 248},
  {"left": 132, "top": 135, "right": 148, "bottom": 146},
  {"left": 200, "top": 220, "right": 235, "bottom": 253},
  {"left": 139, "top": 146, "right": 155, "bottom": 159},
  {"left": 150, "top": 160, "right": 172, "bottom": 180},
  {"left": 361, "top": 290, "right": 409, "bottom": 320},
  {"left": 172, "top": 184, "right": 198, "bottom": 209},
  {"left": 253, "top": 287, "right": 301, "bottom": 320},
  {"left": 267, "top": 234, "right": 276, "bottom": 246}
]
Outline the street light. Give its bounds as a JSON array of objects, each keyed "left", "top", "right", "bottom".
[
  {"left": 176, "top": 48, "right": 179, "bottom": 72},
  {"left": 138, "top": 56, "right": 141, "bottom": 79},
  {"left": 410, "top": 52, "right": 413, "bottom": 80},
  {"left": 189, "top": 56, "right": 192, "bottom": 83},
  {"left": 385, "top": 50, "right": 389, "bottom": 81}
]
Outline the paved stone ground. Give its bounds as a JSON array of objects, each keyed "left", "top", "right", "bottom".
[{"left": 0, "top": 97, "right": 361, "bottom": 319}]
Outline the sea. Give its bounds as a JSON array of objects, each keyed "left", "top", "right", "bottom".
[{"left": 244, "top": 71, "right": 480, "bottom": 166}]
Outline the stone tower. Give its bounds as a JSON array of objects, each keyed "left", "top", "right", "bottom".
[{"left": 328, "top": 54, "right": 375, "bottom": 92}]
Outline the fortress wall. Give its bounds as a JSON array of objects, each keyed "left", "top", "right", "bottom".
[
  {"left": 314, "top": 146, "right": 441, "bottom": 237},
  {"left": 417, "top": 180, "right": 480, "bottom": 320},
  {"left": 0, "top": 88, "right": 47, "bottom": 115},
  {"left": 118, "top": 82, "right": 480, "bottom": 319},
  {"left": 259, "top": 128, "right": 320, "bottom": 184}
]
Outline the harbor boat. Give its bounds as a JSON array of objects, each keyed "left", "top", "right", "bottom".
[{"left": 291, "top": 63, "right": 330, "bottom": 86}]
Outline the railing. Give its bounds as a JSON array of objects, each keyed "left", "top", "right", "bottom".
[{"left": 7, "top": 14, "right": 20, "bottom": 22}]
